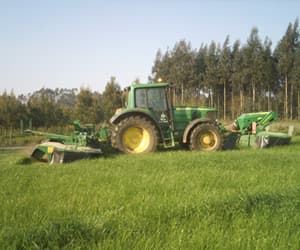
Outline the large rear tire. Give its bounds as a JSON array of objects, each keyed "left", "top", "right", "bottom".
[
  {"left": 111, "top": 116, "right": 158, "bottom": 154},
  {"left": 189, "top": 123, "right": 223, "bottom": 152}
]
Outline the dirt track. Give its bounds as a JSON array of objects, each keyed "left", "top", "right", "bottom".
[{"left": 0, "top": 146, "right": 27, "bottom": 151}]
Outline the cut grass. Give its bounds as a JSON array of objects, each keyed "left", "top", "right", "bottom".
[{"left": 1, "top": 137, "right": 300, "bottom": 249}]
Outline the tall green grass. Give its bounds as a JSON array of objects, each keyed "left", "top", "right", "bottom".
[{"left": 1, "top": 137, "right": 300, "bottom": 249}]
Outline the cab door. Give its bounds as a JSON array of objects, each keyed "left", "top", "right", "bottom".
[
  {"left": 135, "top": 87, "right": 174, "bottom": 146},
  {"left": 135, "top": 87, "right": 172, "bottom": 127}
]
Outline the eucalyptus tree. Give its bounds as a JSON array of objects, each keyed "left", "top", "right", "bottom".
[
  {"left": 274, "top": 19, "right": 299, "bottom": 119},
  {"left": 73, "top": 87, "right": 94, "bottom": 123},
  {"left": 194, "top": 44, "right": 208, "bottom": 104},
  {"left": 231, "top": 40, "right": 244, "bottom": 117},
  {"left": 204, "top": 41, "right": 220, "bottom": 108},
  {"left": 152, "top": 41, "right": 196, "bottom": 104},
  {"left": 290, "top": 45, "right": 300, "bottom": 119},
  {"left": 262, "top": 37, "right": 278, "bottom": 111},
  {"left": 91, "top": 91, "right": 104, "bottom": 124},
  {"left": 0, "top": 91, "right": 25, "bottom": 129},
  {"left": 168, "top": 40, "right": 196, "bottom": 104},
  {"left": 219, "top": 36, "right": 232, "bottom": 120},
  {"left": 151, "top": 49, "right": 171, "bottom": 82},
  {"left": 27, "top": 89, "right": 64, "bottom": 128},
  {"left": 102, "top": 76, "right": 122, "bottom": 121},
  {"left": 242, "top": 27, "right": 264, "bottom": 111}
]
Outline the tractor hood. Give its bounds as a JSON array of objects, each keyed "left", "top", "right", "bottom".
[{"left": 173, "top": 105, "right": 218, "bottom": 121}]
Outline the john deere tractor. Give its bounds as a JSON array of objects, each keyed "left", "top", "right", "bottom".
[{"left": 110, "top": 82, "right": 223, "bottom": 153}]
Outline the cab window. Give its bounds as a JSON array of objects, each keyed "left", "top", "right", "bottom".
[
  {"left": 135, "top": 89, "right": 147, "bottom": 108},
  {"left": 135, "top": 88, "right": 167, "bottom": 111}
]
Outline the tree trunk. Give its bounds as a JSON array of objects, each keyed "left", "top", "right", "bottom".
[
  {"left": 240, "top": 88, "right": 243, "bottom": 113},
  {"left": 285, "top": 74, "right": 288, "bottom": 120},
  {"left": 297, "top": 89, "right": 300, "bottom": 120},
  {"left": 258, "top": 91, "right": 261, "bottom": 111},
  {"left": 217, "top": 95, "right": 220, "bottom": 118},
  {"left": 210, "top": 89, "right": 213, "bottom": 107},
  {"left": 231, "top": 88, "right": 234, "bottom": 120},
  {"left": 290, "top": 84, "right": 293, "bottom": 120},
  {"left": 267, "top": 85, "right": 270, "bottom": 111},
  {"left": 223, "top": 81, "right": 226, "bottom": 121},
  {"left": 173, "top": 88, "right": 176, "bottom": 105},
  {"left": 252, "top": 81, "right": 256, "bottom": 112},
  {"left": 9, "top": 125, "right": 13, "bottom": 145},
  {"left": 181, "top": 83, "right": 184, "bottom": 105}
]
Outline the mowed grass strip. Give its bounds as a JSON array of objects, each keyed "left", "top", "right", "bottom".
[{"left": 1, "top": 137, "right": 300, "bottom": 249}]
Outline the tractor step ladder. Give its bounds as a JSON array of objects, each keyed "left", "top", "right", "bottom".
[{"left": 162, "top": 128, "right": 175, "bottom": 148}]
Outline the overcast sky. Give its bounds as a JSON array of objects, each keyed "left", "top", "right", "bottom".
[{"left": 0, "top": 0, "right": 299, "bottom": 95}]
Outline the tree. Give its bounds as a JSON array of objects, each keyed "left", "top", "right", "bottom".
[
  {"left": 231, "top": 40, "right": 244, "bottom": 116},
  {"left": 274, "top": 19, "right": 299, "bottom": 119},
  {"left": 262, "top": 37, "right": 278, "bottom": 111},
  {"left": 91, "top": 92, "right": 104, "bottom": 124},
  {"left": 242, "top": 27, "right": 264, "bottom": 111},
  {"left": 0, "top": 91, "right": 25, "bottom": 129},
  {"left": 151, "top": 49, "right": 172, "bottom": 83},
  {"left": 204, "top": 41, "right": 220, "bottom": 108},
  {"left": 151, "top": 41, "right": 196, "bottom": 104},
  {"left": 169, "top": 40, "right": 196, "bottom": 104},
  {"left": 102, "top": 77, "right": 122, "bottom": 121},
  {"left": 194, "top": 44, "right": 208, "bottom": 104},
  {"left": 290, "top": 45, "right": 300, "bottom": 119},
  {"left": 27, "top": 88, "right": 67, "bottom": 128},
  {"left": 74, "top": 87, "right": 97, "bottom": 123},
  {"left": 219, "top": 36, "right": 232, "bottom": 120}
]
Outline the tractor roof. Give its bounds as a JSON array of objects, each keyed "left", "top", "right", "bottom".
[{"left": 129, "top": 82, "right": 169, "bottom": 89}]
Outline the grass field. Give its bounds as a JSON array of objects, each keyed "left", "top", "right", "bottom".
[{"left": 1, "top": 137, "right": 300, "bottom": 249}]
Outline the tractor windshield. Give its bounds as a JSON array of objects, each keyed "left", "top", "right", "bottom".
[{"left": 135, "top": 87, "right": 167, "bottom": 111}]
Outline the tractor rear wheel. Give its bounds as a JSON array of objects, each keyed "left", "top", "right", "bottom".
[
  {"left": 189, "top": 123, "right": 223, "bottom": 152},
  {"left": 111, "top": 116, "right": 158, "bottom": 154}
]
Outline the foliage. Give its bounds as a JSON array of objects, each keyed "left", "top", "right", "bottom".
[
  {"left": 102, "top": 77, "right": 122, "bottom": 121},
  {"left": 0, "top": 91, "right": 27, "bottom": 128},
  {"left": 274, "top": 19, "right": 300, "bottom": 119},
  {"left": 27, "top": 88, "right": 68, "bottom": 128},
  {"left": 1, "top": 137, "right": 300, "bottom": 249},
  {"left": 152, "top": 40, "right": 196, "bottom": 104},
  {"left": 0, "top": 77, "right": 121, "bottom": 131},
  {"left": 74, "top": 87, "right": 104, "bottom": 124},
  {"left": 151, "top": 18, "right": 300, "bottom": 120}
]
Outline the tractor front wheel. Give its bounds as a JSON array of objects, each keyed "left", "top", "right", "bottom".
[
  {"left": 189, "top": 123, "right": 223, "bottom": 152},
  {"left": 111, "top": 116, "right": 158, "bottom": 154}
]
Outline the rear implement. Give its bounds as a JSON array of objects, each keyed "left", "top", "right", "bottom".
[
  {"left": 26, "top": 120, "right": 102, "bottom": 164},
  {"left": 225, "top": 111, "right": 292, "bottom": 149}
]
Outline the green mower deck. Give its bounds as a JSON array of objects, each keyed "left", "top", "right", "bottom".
[{"left": 238, "top": 132, "right": 291, "bottom": 149}]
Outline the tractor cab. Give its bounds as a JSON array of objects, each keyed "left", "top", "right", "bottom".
[{"left": 116, "top": 83, "right": 173, "bottom": 129}]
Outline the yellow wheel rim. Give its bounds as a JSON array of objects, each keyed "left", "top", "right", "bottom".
[
  {"left": 199, "top": 131, "right": 217, "bottom": 150},
  {"left": 122, "top": 127, "right": 150, "bottom": 153}
]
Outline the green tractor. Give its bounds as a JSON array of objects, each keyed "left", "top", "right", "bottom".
[{"left": 110, "top": 82, "right": 223, "bottom": 153}]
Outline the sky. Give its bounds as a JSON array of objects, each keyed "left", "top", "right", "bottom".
[{"left": 0, "top": 0, "right": 300, "bottom": 95}]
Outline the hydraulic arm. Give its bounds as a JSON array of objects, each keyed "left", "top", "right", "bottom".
[{"left": 232, "top": 111, "right": 277, "bottom": 135}]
